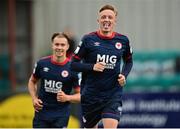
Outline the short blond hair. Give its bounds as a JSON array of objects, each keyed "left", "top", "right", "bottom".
[{"left": 99, "top": 4, "right": 118, "bottom": 16}]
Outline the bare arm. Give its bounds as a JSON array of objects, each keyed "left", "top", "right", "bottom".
[{"left": 28, "top": 75, "right": 43, "bottom": 112}]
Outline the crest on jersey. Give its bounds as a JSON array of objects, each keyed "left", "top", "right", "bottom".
[
  {"left": 115, "top": 42, "right": 122, "bottom": 49},
  {"left": 61, "top": 70, "right": 69, "bottom": 77}
]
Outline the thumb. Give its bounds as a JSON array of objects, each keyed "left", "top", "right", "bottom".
[
  {"left": 118, "top": 74, "right": 123, "bottom": 78},
  {"left": 38, "top": 99, "right": 43, "bottom": 104},
  {"left": 58, "top": 89, "right": 62, "bottom": 92}
]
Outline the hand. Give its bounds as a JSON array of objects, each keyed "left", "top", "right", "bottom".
[
  {"left": 32, "top": 98, "right": 43, "bottom": 112},
  {"left": 57, "top": 90, "right": 69, "bottom": 102},
  {"left": 118, "top": 74, "right": 126, "bottom": 87},
  {"left": 93, "top": 62, "right": 106, "bottom": 72}
]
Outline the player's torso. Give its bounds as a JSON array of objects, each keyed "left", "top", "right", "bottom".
[
  {"left": 39, "top": 61, "right": 73, "bottom": 94},
  {"left": 81, "top": 33, "right": 127, "bottom": 99},
  {"left": 84, "top": 36, "right": 125, "bottom": 71},
  {"left": 35, "top": 57, "right": 74, "bottom": 119},
  {"left": 36, "top": 58, "right": 75, "bottom": 107}
]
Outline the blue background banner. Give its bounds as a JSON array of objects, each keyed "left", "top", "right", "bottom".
[{"left": 119, "top": 92, "right": 180, "bottom": 128}]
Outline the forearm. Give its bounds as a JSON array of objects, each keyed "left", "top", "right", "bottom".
[
  {"left": 121, "top": 58, "right": 133, "bottom": 78},
  {"left": 66, "top": 93, "right": 80, "bottom": 103},
  {"left": 28, "top": 76, "right": 38, "bottom": 100},
  {"left": 71, "top": 62, "right": 94, "bottom": 72}
]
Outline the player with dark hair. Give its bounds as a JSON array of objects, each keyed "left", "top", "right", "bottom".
[
  {"left": 28, "top": 32, "right": 80, "bottom": 128},
  {"left": 71, "top": 4, "right": 133, "bottom": 128}
]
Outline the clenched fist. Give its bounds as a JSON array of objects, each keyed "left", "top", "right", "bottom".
[{"left": 118, "top": 74, "right": 126, "bottom": 87}]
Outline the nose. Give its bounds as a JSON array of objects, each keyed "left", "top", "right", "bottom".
[
  {"left": 104, "top": 16, "right": 110, "bottom": 21},
  {"left": 56, "top": 45, "right": 63, "bottom": 49},
  {"left": 55, "top": 47, "right": 62, "bottom": 51}
]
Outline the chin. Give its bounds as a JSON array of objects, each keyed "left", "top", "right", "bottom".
[
  {"left": 56, "top": 54, "right": 63, "bottom": 57},
  {"left": 55, "top": 52, "right": 64, "bottom": 57},
  {"left": 102, "top": 30, "right": 110, "bottom": 34}
]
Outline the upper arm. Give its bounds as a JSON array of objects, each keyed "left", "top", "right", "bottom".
[
  {"left": 73, "top": 36, "right": 88, "bottom": 61},
  {"left": 29, "top": 61, "right": 41, "bottom": 85},
  {"left": 32, "top": 61, "right": 41, "bottom": 78},
  {"left": 71, "top": 72, "right": 80, "bottom": 93},
  {"left": 28, "top": 75, "right": 39, "bottom": 90},
  {"left": 29, "top": 74, "right": 39, "bottom": 84},
  {"left": 73, "top": 86, "right": 80, "bottom": 93},
  {"left": 122, "top": 37, "right": 133, "bottom": 62}
]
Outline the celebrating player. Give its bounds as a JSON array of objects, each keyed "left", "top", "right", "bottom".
[
  {"left": 28, "top": 32, "right": 80, "bottom": 128},
  {"left": 71, "top": 4, "right": 133, "bottom": 128}
]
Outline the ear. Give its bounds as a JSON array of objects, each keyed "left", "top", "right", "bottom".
[
  {"left": 114, "top": 17, "right": 117, "bottom": 24},
  {"left": 51, "top": 42, "right": 54, "bottom": 49},
  {"left": 66, "top": 43, "right": 70, "bottom": 50},
  {"left": 97, "top": 18, "right": 99, "bottom": 23}
]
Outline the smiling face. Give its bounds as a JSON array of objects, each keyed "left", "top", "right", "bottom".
[
  {"left": 52, "top": 37, "right": 69, "bottom": 58},
  {"left": 97, "top": 9, "right": 117, "bottom": 36}
]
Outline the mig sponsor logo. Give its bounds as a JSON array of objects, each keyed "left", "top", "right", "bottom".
[
  {"left": 44, "top": 79, "right": 62, "bottom": 93},
  {"left": 97, "top": 54, "right": 117, "bottom": 69}
]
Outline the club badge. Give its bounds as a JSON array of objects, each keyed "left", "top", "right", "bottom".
[
  {"left": 115, "top": 42, "right": 122, "bottom": 49},
  {"left": 61, "top": 70, "right": 69, "bottom": 77}
]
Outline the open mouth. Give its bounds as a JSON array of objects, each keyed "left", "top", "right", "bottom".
[{"left": 103, "top": 22, "right": 111, "bottom": 29}]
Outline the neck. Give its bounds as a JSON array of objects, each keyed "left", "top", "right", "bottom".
[
  {"left": 52, "top": 55, "right": 66, "bottom": 63},
  {"left": 97, "top": 30, "right": 115, "bottom": 39},
  {"left": 99, "top": 30, "right": 113, "bottom": 37}
]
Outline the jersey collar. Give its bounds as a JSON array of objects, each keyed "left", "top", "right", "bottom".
[
  {"left": 51, "top": 56, "right": 69, "bottom": 66},
  {"left": 97, "top": 30, "right": 115, "bottom": 39}
]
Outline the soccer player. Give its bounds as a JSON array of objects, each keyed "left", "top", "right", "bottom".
[
  {"left": 28, "top": 32, "right": 80, "bottom": 128},
  {"left": 71, "top": 4, "right": 133, "bottom": 128}
]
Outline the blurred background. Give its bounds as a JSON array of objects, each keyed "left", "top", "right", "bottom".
[{"left": 0, "top": 0, "right": 180, "bottom": 128}]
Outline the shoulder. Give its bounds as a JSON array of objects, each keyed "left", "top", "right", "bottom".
[
  {"left": 37, "top": 55, "right": 51, "bottom": 64},
  {"left": 82, "top": 31, "right": 97, "bottom": 40},
  {"left": 78, "top": 31, "right": 97, "bottom": 47},
  {"left": 115, "top": 32, "right": 130, "bottom": 43}
]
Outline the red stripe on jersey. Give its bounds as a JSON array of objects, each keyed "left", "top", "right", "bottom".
[
  {"left": 40, "top": 55, "right": 51, "bottom": 60},
  {"left": 97, "top": 30, "right": 115, "bottom": 39},
  {"left": 51, "top": 57, "right": 69, "bottom": 66},
  {"left": 73, "top": 55, "right": 81, "bottom": 60}
]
